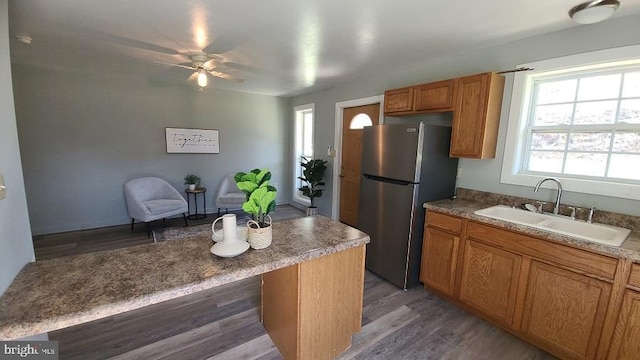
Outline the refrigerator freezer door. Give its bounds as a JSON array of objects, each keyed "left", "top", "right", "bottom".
[
  {"left": 361, "top": 124, "right": 421, "bottom": 183},
  {"left": 358, "top": 174, "right": 417, "bottom": 289}
]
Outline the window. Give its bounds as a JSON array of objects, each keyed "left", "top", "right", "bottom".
[
  {"left": 502, "top": 46, "right": 640, "bottom": 199},
  {"left": 293, "top": 103, "right": 314, "bottom": 206},
  {"left": 349, "top": 113, "right": 373, "bottom": 129}
]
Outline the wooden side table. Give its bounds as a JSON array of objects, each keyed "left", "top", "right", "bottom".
[{"left": 185, "top": 187, "right": 207, "bottom": 220}]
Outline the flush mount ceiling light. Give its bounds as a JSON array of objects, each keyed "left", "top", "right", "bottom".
[{"left": 569, "top": 0, "right": 620, "bottom": 24}]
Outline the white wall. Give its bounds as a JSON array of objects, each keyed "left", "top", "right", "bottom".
[
  {"left": 12, "top": 65, "right": 291, "bottom": 235},
  {"left": 0, "top": 2, "right": 35, "bottom": 295},
  {"left": 293, "top": 15, "right": 640, "bottom": 217}
]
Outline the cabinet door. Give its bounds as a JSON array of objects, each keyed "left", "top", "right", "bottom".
[
  {"left": 521, "top": 261, "right": 611, "bottom": 360},
  {"left": 384, "top": 87, "right": 414, "bottom": 114},
  {"left": 420, "top": 227, "right": 459, "bottom": 296},
  {"left": 459, "top": 239, "right": 522, "bottom": 326},
  {"left": 414, "top": 79, "right": 455, "bottom": 111},
  {"left": 450, "top": 72, "right": 504, "bottom": 159},
  {"left": 608, "top": 289, "right": 640, "bottom": 360}
]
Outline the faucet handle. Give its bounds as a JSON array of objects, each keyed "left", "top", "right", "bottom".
[
  {"left": 568, "top": 206, "right": 581, "bottom": 220},
  {"left": 587, "top": 206, "right": 597, "bottom": 223},
  {"left": 536, "top": 201, "right": 547, "bottom": 213}
]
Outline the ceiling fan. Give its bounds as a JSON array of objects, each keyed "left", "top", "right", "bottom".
[{"left": 153, "top": 53, "right": 244, "bottom": 88}]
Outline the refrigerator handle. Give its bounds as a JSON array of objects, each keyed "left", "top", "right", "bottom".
[{"left": 363, "top": 174, "right": 413, "bottom": 186}]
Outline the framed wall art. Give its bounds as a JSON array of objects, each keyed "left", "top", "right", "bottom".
[{"left": 165, "top": 127, "right": 220, "bottom": 154}]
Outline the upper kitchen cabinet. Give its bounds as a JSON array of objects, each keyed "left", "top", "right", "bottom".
[
  {"left": 450, "top": 72, "right": 505, "bottom": 159},
  {"left": 414, "top": 79, "right": 455, "bottom": 112},
  {"left": 383, "top": 86, "right": 414, "bottom": 115},
  {"left": 383, "top": 72, "right": 504, "bottom": 159},
  {"left": 384, "top": 80, "right": 455, "bottom": 116}
]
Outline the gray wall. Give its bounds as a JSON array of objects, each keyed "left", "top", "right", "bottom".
[
  {"left": 0, "top": 2, "right": 35, "bottom": 295},
  {"left": 293, "top": 15, "right": 640, "bottom": 218},
  {"left": 13, "top": 65, "right": 291, "bottom": 235}
]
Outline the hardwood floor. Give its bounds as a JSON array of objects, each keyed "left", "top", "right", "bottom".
[{"left": 33, "top": 205, "right": 555, "bottom": 359}]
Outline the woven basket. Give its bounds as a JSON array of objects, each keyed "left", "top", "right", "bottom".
[{"left": 247, "top": 215, "right": 272, "bottom": 250}]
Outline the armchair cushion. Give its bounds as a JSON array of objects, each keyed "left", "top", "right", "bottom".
[
  {"left": 124, "top": 177, "right": 188, "bottom": 223},
  {"left": 145, "top": 199, "right": 186, "bottom": 215}
]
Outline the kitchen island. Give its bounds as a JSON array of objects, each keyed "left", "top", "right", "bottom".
[{"left": 0, "top": 216, "right": 370, "bottom": 359}]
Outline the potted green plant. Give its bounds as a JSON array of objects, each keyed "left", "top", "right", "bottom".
[
  {"left": 235, "top": 168, "right": 277, "bottom": 249},
  {"left": 184, "top": 174, "right": 201, "bottom": 191},
  {"left": 298, "top": 157, "right": 328, "bottom": 216}
]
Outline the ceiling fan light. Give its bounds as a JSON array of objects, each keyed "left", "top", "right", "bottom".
[
  {"left": 197, "top": 70, "right": 208, "bottom": 87},
  {"left": 569, "top": 0, "right": 620, "bottom": 24}
]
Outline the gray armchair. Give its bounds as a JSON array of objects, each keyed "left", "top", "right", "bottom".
[
  {"left": 124, "top": 177, "right": 188, "bottom": 237},
  {"left": 215, "top": 173, "right": 246, "bottom": 216}
]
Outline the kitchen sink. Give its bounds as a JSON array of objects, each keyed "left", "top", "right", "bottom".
[
  {"left": 473, "top": 205, "right": 549, "bottom": 225},
  {"left": 474, "top": 205, "right": 631, "bottom": 246}
]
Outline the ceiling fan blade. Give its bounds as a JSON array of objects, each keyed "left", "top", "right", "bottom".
[
  {"left": 89, "top": 31, "right": 180, "bottom": 55},
  {"left": 187, "top": 72, "right": 198, "bottom": 82},
  {"left": 153, "top": 61, "right": 195, "bottom": 71},
  {"left": 202, "top": 33, "right": 245, "bottom": 56},
  {"left": 207, "top": 69, "right": 244, "bottom": 83},
  {"left": 205, "top": 53, "right": 225, "bottom": 61},
  {"left": 203, "top": 59, "right": 217, "bottom": 68}
]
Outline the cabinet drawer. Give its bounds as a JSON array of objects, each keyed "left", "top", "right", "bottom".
[
  {"left": 467, "top": 221, "right": 618, "bottom": 280},
  {"left": 426, "top": 211, "right": 462, "bottom": 234},
  {"left": 628, "top": 263, "right": 640, "bottom": 288}
]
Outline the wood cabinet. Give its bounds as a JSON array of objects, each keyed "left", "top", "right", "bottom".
[
  {"left": 420, "top": 210, "right": 633, "bottom": 360},
  {"left": 608, "top": 289, "right": 640, "bottom": 359},
  {"left": 450, "top": 72, "right": 505, "bottom": 159},
  {"left": 414, "top": 79, "right": 455, "bottom": 111},
  {"left": 262, "top": 245, "right": 365, "bottom": 360},
  {"left": 384, "top": 79, "right": 454, "bottom": 115},
  {"left": 521, "top": 261, "right": 611, "bottom": 360},
  {"left": 383, "top": 72, "right": 504, "bottom": 159},
  {"left": 420, "top": 212, "right": 462, "bottom": 296},
  {"left": 459, "top": 239, "right": 522, "bottom": 326},
  {"left": 383, "top": 86, "right": 414, "bottom": 114}
]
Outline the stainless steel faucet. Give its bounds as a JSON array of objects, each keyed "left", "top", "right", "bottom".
[{"left": 534, "top": 177, "right": 562, "bottom": 215}]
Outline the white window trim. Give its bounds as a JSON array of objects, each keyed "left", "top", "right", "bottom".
[
  {"left": 501, "top": 45, "right": 640, "bottom": 200},
  {"left": 293, "top": 103, "right": 314, "bottom": 207}
]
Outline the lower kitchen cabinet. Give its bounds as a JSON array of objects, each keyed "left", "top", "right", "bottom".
[
  {"left": 458, "top": 239, "right": 521, "bottom": 327},
  {"left": 521, "top": 261, "right": 611, "bottom": 360},
  {"left": 420, "top": 210, "right": 635, "bottom": 360},
  {"left": 420, "top": 227, "right": 459, "bottom": 296},
  {"left": 608, "top": 289, "right": 640, "bottom": 359}
]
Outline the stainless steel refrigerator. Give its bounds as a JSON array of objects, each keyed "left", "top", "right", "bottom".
[{"left": 357, "top": 122, "right": 458, "bottom": 289}]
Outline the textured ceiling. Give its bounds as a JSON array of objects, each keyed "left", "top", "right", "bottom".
[{"left": 8, "top": 0, "right": 640, "bottom": 96}]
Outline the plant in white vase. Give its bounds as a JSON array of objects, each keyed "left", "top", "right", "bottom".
[
  {"left": 235, "top": 168, "right": 277, "bottom": 249},
  {"left": 184, "top": 174, "right": 201, "bottom": 191}
]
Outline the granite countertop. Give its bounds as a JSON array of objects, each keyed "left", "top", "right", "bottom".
[
  {"left": 0, "top": 216, "right": 370, "bottom": 340},
  {"left": 424, "top": 198, "right": 640, "bottom": 261}
]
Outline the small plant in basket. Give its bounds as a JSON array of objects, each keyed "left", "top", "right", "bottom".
[{"left": 234, "top": 168, "right": 277, "bottom": 228}]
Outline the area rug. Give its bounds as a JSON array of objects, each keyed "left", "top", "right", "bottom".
[{"left": 153, "top": 212, "right": 252, "bottom": 243}]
